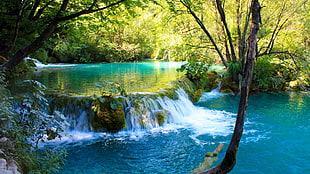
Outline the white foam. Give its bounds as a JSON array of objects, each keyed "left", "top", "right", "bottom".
[{"left": 24, "top": 57, "right": 77, "bottom": 68}]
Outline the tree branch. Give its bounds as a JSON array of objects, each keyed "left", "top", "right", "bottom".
[
  {"left": 180, "top": 0, "right": 228, "bottom": 67},
  {"left": 32, "top": 0, "right": 55, "bottom": 21},
  {"left": 0, "top": 0, "right": 128, "bottom": 71},
  {"left": 57, "top": 0, "right": 127, "bottom": 22},
  {"left": 215, "top": 0, "right": 237, "bottom": 62}
]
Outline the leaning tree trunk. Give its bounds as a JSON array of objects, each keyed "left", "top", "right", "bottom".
[
  {"left": 200, "top": 0, "right": 261, "bottom": 173},
  {"left": 0, "top": 22, "right": 58, "bottom": 71},
  {"left": 0, "top": 0, "right": 127, "bottom": 72}
]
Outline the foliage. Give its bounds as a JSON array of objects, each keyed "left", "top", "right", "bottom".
[
  {"left": 5, "top": 59, "right": 36, "bottom": 79},
  {"left": 0, "top": 72, "right": 15, "bottom": 136},
  {"left": 177, "top": 61, "right": 212, "bottom": 89},
  {"left": 253, "top": 56, "right": 284, "bottom": 91},
  {"left": 12, "top": 80, "right": 68, "bottom": 146},
  {"left": 0, "top": 73, "right": 67, "bottom": 173},
  {"left": 0, "top": 0, "right": 309, "bottom": 91},
  {"left": 226, "top": 62, "right": 242, "bottom": 83}
]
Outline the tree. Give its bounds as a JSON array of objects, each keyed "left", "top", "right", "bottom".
[
  {"left": 0, "top": 0, "right": 128, "bottom": 71},
  {"left": 200, "top": 0, "right": 261, "bottom": 173}
]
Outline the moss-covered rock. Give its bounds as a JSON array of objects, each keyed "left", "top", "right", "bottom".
[
  {"left": 154, "top": 110, "right": 169, "bottom": 126},
  {"left": 172, "top": 77, "right": 202, "bottom": 103},
  {"left": 204, "top": 71, "right": 220, "bottom": 91},
  {"left": 91, "top": 97, "right": 126, "bottom": 133},
  {"left": 221, "top": 79, "right": 239, "bottom": 94}
]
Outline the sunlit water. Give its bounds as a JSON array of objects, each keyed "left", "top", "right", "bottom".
[
  {"left": 14, "top": 59, "right": 186, "bottom": 95},
  {"left": 45, "top": 91, "right": 310, "bottom": 174}
]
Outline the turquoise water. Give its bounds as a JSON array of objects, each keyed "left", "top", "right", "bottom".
[
  {"left": 16, "top": 60, "right": 185, "bottom": 95},
  {"left": 18, "top": 61, "right": 309, "bottom": 173},
  {"left": 199, "top": 92, "right": 310, "bottom": 173},
  {"left": 50, "top": 91, "right": 310, "bottom": 174}
]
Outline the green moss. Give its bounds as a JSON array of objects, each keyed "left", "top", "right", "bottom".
[
  {"left": 154, "top": 110, "right": 168, "bottom": 126},
  {"left": 205, "top": 71, "right": 220, "bottom": 91},
  {"left": 221, "top": 80, "right": 239, "bottom": 94},
  {"left": 205, "top": 152, "right": 218, "bottom": 157},
  {"left": 91, "top": 97, "right": 126, "bottom": 133},
  {"left": 48, "top": 94, "right": 93, "bottom": 113},
  {"left": 157, "top": 88, "right": 179, "bottom": 100}
]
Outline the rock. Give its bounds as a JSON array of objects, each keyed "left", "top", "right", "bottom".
[
  {"left": 0, "top": 158, "right": 21, "bottom": 174},
  {"left": 154, "top": 110, "right": 169, "bottom": 126},
  {"left": 7, "top": 159, "right": 21, "bottom": 174},
  {"left": 0, "top": 169, "right": 13, "bottom": 174},
  {"left": 0, "top": 158, "right": 7, "bottom": 170},
  {"left": 91, "top": 97, "right": 126, "bottom": 132}
]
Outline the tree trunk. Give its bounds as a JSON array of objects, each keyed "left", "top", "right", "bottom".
[
  {"left": 0, "top": 22, "right": 58, "bottom": 71},
  {"left": 0, "top": 0, "right": 127, "bottom": 72},
  {"left": 200, "top": 0, "right": 261, "bottom": 173}
]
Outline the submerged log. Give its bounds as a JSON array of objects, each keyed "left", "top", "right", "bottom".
[{"left": 192, "top": 143, "right": 224, "bottom": 174}]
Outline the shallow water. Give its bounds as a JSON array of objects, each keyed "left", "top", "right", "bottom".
[
  {"left": 49, "top": 91, "right": 310, "bottom": 174},
  {"left": 14, "top": 60, "right": 185, "bottom": 95}
]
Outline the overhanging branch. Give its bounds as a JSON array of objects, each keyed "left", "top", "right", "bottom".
[{"left": 57, "top": 0, "right": 127, "bottom": 22}]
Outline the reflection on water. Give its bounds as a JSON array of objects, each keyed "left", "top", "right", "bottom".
[{"left": 13, "top": 61, "right": 186, "bottom": 95}]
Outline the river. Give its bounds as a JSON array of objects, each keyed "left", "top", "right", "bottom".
[{"left": 12, "top": 60, "right": 310, "bottom": 173}]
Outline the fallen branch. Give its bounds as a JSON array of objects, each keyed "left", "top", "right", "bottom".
[{"left": 192, "top": 143, "right": 224, "bottom": 174}]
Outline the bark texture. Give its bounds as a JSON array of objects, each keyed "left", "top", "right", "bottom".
[{"left": 200, "top": 0, "right": 261, "bottom": 173}]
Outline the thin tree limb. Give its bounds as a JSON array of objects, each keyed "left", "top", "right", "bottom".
[
  {"left": 57, "top": 0, "right": 127, "bottom": 22},
  {"left": 180, "top": 0, "right": 228, "bottom": 67},
  {"left": 215, "top": 0, "right": 237, "bottom": 62}
]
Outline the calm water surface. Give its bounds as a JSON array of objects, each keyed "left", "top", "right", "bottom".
[
  {"left": 50, "top": 91, "right": 310, "bottom": 174},
  {"left": 16, "top": 60, "right": 185, "bottom": 95}
]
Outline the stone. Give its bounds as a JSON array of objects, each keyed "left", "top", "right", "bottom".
[
  {"left": 7, "top": 159, "right": 21, "bottom": 174},
  {"left": 0, "top": 158, "right": 20, "bottom": 174},
  {"left": 0, "top": 158, "right": 7, "bottom": 169},
  {"left": 0, "top": 169, "right": 13, "bottom": 174},
  {"left": 91, "top": 97, "right": 126, "bottom": 132}
]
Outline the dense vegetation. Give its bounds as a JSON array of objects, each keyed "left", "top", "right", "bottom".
[
  {"left": 0, "top": 72, "right": 67, "bottom": 173},
  {"left": 1, "top": 0, "right": 309, "bottom": 91},
  {"left": 0, "top": 0, "right": 309, "bottom": 173}
]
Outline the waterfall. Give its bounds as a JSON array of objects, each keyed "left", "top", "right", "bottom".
[
  {"left": 24, "top": 57, "right": 76, "bottom": 68},
  {"left": 123, "top": 88, "right": 195, "bottom": 130},
  {"left": 47, "top": 81, "right": 234, "bottom": 140},
  {"left": 24, "top": 57, "right": 47, "bottom": 68},
  {"left": 49, "top": 86, "right": 198, "bottom": 132},
  {"left": 210, "top": 81, "right": 221, "bottom": 93},
  {"left": 49, "top": 95, "right": 94, "bottom": 132}
]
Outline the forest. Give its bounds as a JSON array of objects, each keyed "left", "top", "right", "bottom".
[
  {"left": 0, "top": 0, "right": 309, "bottom": 173},
  {"left": 0, "top": 0, "right": 309, "bottom": 91}
]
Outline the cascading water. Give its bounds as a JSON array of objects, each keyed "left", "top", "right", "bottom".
[
  {"left": 123, "top": 88, "right": 196, "bottom": 130},
  {"left": 48, "top": 85, "right": 235, "bottom": 145}
]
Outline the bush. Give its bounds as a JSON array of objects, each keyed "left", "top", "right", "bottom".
[
  {"left": 177, "top": 61, "right": 212, "bottom": 90},
  {"left": 253, "top": 56, "right": 286, "bottom": 91},
  {"left": 0, "top": 73, "right": 67, "bottom": 173}
]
